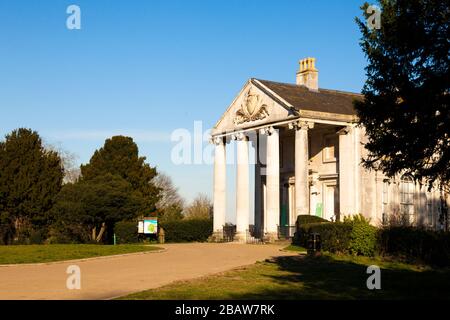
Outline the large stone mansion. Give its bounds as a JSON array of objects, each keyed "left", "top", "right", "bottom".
[{"left": 210, "top": 57, "right": 447, "bottom": 241}]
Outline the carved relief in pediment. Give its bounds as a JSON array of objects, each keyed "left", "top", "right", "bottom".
[{"left": 233, "top": 88, "right": 269, "bottom": 125}]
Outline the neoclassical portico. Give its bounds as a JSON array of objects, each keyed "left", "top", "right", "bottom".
[{"left": 210, "top": 58, "right": 362, "bottom": 242}]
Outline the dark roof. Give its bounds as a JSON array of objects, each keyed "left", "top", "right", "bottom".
[{"left": 253, "top": 79, "right": 362, "bottom": 116}]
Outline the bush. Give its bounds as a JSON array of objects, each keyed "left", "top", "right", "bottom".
[
  {"left": 114, "top": 221, "right": 139, "bottom": 244},
  {"left": 296, "top": 215, "right": 328, "bottom": 226},
  {"left": 161, "top": 219, "right": 212, "bottom": 243},
  {"left": 29, "top": 229, "right": 46, "bottom": 244},
  {"left": 378, "top": 227, "right": 450, "bottom": 266},
  {"left": 294, "top": 214, "right": 376, "bottom": 256},
  {"left": 295, "top": 222, "right": 352, "bottom": 253},
  {"left": 344, "top": 215, "right": 377, "bottom": 256}
]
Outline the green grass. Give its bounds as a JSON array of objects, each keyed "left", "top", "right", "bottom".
[
  {"left": 283, "top": 245, "right": 307, "bottom": 253},
  {"left": 0, "top": 244, "right": 161, "bottom": 264},
  {"left": 120, "top": 253, "right": 450, "bottom": 300}
]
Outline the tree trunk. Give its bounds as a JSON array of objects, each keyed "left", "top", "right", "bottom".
[
  {"left": 96, "top": 222, "right": 106, "bottom": 242},
  {"left": 92, "top": 226, "right": 97, "bottom": 241}
]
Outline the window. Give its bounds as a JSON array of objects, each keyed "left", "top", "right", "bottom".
[
  {"left": 426, "top": 190, "right": 433, "bottom": 228},
  {"left": 322, "top": 134, "right": 338, "bottom": 162},
  {"left": 400, "top": 175, "right": 415, "bottom": 221},
  {"left": 382, "top": 179, "right": 389, "bottom": 214}
]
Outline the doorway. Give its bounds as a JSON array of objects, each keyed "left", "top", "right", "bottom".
[{"left": 323, "top": 182, "right": 339, "bottom": 221}]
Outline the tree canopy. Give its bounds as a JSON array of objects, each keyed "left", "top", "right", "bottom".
[
  {"left": 80, "top": 135, "right": 160, "bottom": 212},
  {"left": 50, "top": 174, "right": 145, "bottom": 242},
  {"left": 355, "top": 0, "right": 450, "bottom": 188},
  {"left": 0, "top": 128, "right": 63, "bottom": 243}
]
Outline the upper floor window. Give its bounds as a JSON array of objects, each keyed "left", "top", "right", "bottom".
[
  {"left": 382, "top": 179, "right": 389, "bottom": 212},
  {"left": 400, "top": 175, "right": 415, "bottom": 219},
  {"left": 323, "top": 134, "right": 338, "bottom": 163},
  {"left": 426, "top": 189, "right": 434, "bottom": 227}
]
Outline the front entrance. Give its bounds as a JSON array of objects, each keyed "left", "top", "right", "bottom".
[
  {"left": 323, "top": 183, "right": 339, "bottom": 221},
  {"left": 279, "top": 178, "right": 295, "bottom": 238}
]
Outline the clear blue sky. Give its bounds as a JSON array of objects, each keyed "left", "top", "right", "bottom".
[{"left": 0, "top": 0, "right": 367, "bottom": 209}]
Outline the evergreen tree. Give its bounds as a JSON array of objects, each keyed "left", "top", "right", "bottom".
[
  {"left": 355, "top": 0, "right": 450, "bottom": 187},
  {"left": 80, "top": 136, "right": 160, "bottom": 212},
  {"left": 50, "top": 174, "right": 144, "bottom": 243},
  {"left": 0, "top": 128, "right": 63, "bottom": 242}
]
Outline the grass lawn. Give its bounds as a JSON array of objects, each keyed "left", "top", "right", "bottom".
[
  {"left": 0, "top": 244, "right": 161, "bottom": 264},
  {"left": 121, "top": 246, "right": 450, "bottom": 300},
  {"left": 283, "top": 245, "right": 307, "bottom": 253}
]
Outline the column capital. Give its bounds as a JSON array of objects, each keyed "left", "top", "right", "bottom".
[
  {"left": 337, "top": 126, "right": 353, "bottom": 135},
  {"left": 232, "top": 132, "right": 247, "bottom": 141},
  {"left": 210, "top": 136, "right": 225, "bottom": 145},
  {"left": 259, "top": 126, "right": 276, "bottom": 136},
  {"left": 288, "top": 120, "right": 314, "bottom": 131}
]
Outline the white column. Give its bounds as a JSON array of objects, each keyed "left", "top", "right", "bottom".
[
  {"left": 290, "top": 121, "right": 313, "bottom": 217},
  {"left": 261, "top": 126, "right": 279, "bottom": 239},
  {"left": 338, "top": 126, "right": 355, "bottom": 216},
  {"left": 212, "top": 137, "right": 226, "bottom": 238},
  {"left": 235, "top": 133, "right": 250, "bottom": 241}
]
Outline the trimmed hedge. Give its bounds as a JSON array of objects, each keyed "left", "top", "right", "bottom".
[
  {"left": 296, "top": 214, "right": 328, "bottom": 226},
  {"left": 295, "top": 222, "right": 352, "bottom": 253},
  {"left": 160, "top": 219, "right": 213, "bottom": 243},
  {"left": 114, "top": 221, "right": 139, "bottom": 244},
  {"left": 378, "top": 227, "right": 450, "bottom": 266}
]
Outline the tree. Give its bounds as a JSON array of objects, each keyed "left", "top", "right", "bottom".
[
  {"left": 355, "top": 1, "right": 449, "bottom": 228},
  {"left": 46, "top": 143, "right": 80, "bottom": 184},
  {"left": 355, "top": 1, "right": 449, "bottom": 184},
  {"left": 153, "top": 172, "right": 185, "bottom": 222},
  {"left": 184, "top": 194, "right": 213, "bottom": 220},
  {"left": 80, "top": 136, "right": 160, "bottom": 212},
  {"left": 0, "top": 128, "right": 63, "bottom": 243},
  {"left": 50, "top": 174, "right": 145, "bottom": 243}
]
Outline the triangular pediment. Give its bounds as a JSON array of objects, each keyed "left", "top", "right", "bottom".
[{"left": 212, "top": 79, "right": 297, "bottom": 134}]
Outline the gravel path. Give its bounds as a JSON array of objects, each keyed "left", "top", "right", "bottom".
[{"left": 0, "top": 243, "right": 294, "bottom": 300}]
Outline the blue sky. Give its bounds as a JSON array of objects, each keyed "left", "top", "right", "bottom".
[{"left": 0, "top": 0, "right": 368, "bottom": 212}]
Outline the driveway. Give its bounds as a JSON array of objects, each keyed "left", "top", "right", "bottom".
[{"left": 0, "top": 243, "right": 294, "bottom": 300}]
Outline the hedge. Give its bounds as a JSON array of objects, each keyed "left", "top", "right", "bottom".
[
  {"left": 378, "top": 227, "right": 450, "bottom": 266},
  {"left": 160, "top": 219, "right": 213, "bottom": 243},
  {"left": 114, "top": 221, "right": 139, "bottom": 244},
  {"left": 294, "top": 216, "right": 450, "bottom": 265},
  {"left": 296, "top": 214, "right": 328, "bottom": 226},
  {"left": 294, "top": 222, "right": 352, "bottom": 253},
  {"left": 294, "top": 215, "right": 377, "bottom": 256}
]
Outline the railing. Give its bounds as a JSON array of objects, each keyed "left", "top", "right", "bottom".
[
  {"left": 222, "top": 224, "right": 236, "bottom": 242},
  {"left": 277, "top": 225, "right": 296, "bottom": 239}
]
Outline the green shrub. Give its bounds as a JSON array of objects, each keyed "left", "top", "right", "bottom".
[
  {"left": 29, "top": 229, "right": 46, "bottom": 244},
  {"left": 295, "top": 222, "right": 352, "bottom": 253},
  {"left": 344, "top": 215, "right": 377, "bottom": 256},
  {"left": 378, "top": 227, "right": 450, "bottom": 266},
  {"left": 296, "top": 215, "right": 328, "bottom": 226},
  {"left": 114, "top": 221, "right": 139, "bottom": 244},
  {"left": 161, "top": 219, "right": 212, "bottom": 243}
]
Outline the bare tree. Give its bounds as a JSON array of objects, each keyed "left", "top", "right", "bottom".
[
  {"left": 184, "top": 193, "right": 213, "bottom": 220},
  {"left": 45, "top": 142, "right": 80, "bottom": 184},
  {"left": 152, "top": 172, "right": 185, "bottom": 221}
]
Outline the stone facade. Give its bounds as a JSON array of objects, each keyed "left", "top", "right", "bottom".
[{"left": 211, "top": 58, "right": 448, "bottom": 242}]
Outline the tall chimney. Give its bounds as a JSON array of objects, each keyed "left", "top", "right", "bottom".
[{"left": 296, "top": 57, "right": 318, "bottom": 91}]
